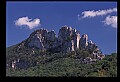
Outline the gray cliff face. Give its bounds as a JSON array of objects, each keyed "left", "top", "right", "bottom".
[
  {"left": 26, "top": 25, "right": 102, "bottom": 55},
  {"left": 80, "top": 34, "right": 88, "bottom": 49},
  {"left": 58, "top": 26, "right": 80, "bottom": 52},
  {"left": 27, "top": 28, "right": 58, "bottom": 51}
]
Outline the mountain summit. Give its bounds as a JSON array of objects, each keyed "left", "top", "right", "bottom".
[
  {"left": 25, "top": 26, "right": 103, "bottom": 54},
  {"left": 6, "top": 25, "right": 105, "bottom": 70}
]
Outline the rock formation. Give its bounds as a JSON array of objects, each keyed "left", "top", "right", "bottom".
[
  {"left": 26, "top": 26, "right": 82, "bottom": 53},
  {"left": 26, "top": 25, "right": 103, "bottom": 55},
  {"left": 58, "top": 26, "right": 80, "bottom": 52},
  {"left": 26, "top": 28, "right": 58, "bottom": 51},
  {"left": 79, "top": 34, "right": 88, "bottom": 49},
  {"left": 7, "top": 25, "right": 105, "bottom": 69}
]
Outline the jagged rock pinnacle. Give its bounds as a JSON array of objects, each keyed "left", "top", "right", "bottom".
[{"left": 26, "top": 26, "right": 102, "bottom": 54}]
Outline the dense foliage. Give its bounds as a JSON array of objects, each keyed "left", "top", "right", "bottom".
[{"left": 6, "top": 44, "right": 117, "bottom": 77}]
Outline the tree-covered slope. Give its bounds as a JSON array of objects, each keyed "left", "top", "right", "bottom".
[
  {"left": 6, "top": 27, "right": 117, "bottom": 77},
  {"left": 6, "top": 51, "right": 117, "bottom": 77}
]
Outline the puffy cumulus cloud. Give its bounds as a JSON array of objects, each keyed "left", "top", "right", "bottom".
[
  {"left": 15, "top": 16, "right": 40, "bottom": 29},
  {"left": 81, "top": 8, "right": 117, "bottom": 18},
  {"left": 102, "top": 15, "right": 117, "bottom": 28}
]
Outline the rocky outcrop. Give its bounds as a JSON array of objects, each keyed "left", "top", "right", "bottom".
[
  {"left": 58, "top": 26, "right": 80, "bottom": 52},
  {"left": 7, "top": 25, "right": 105, "bottom": 70},
  {"left": 26, "top": 28, "right": 58, "bottom": 51},
  {"left": 25, "top": 25, "right": 104, "bottom": 58},
  {"left": 26, "top": 26, "right": 81, "bottom": 52},
  {"left": 10, "top": 59, "right": 32, "bottom": 69},
  {"left": 79, "top": 34, "right": 88, "bottom": 49}
]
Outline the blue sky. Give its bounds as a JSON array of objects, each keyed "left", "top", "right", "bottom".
[{"left": 6, "top": 1, "right": 117, "bottom": 54}]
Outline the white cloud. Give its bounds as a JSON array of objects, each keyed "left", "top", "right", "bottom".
[
  {"left": 15, "top": 17, "right": 40, "bottom": 29},
  {"left": 102, "top": 15, "right": 117, "bottom": 28},
  {"left": 81, "top": 7, "right": 117, "bottom": 18}
]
